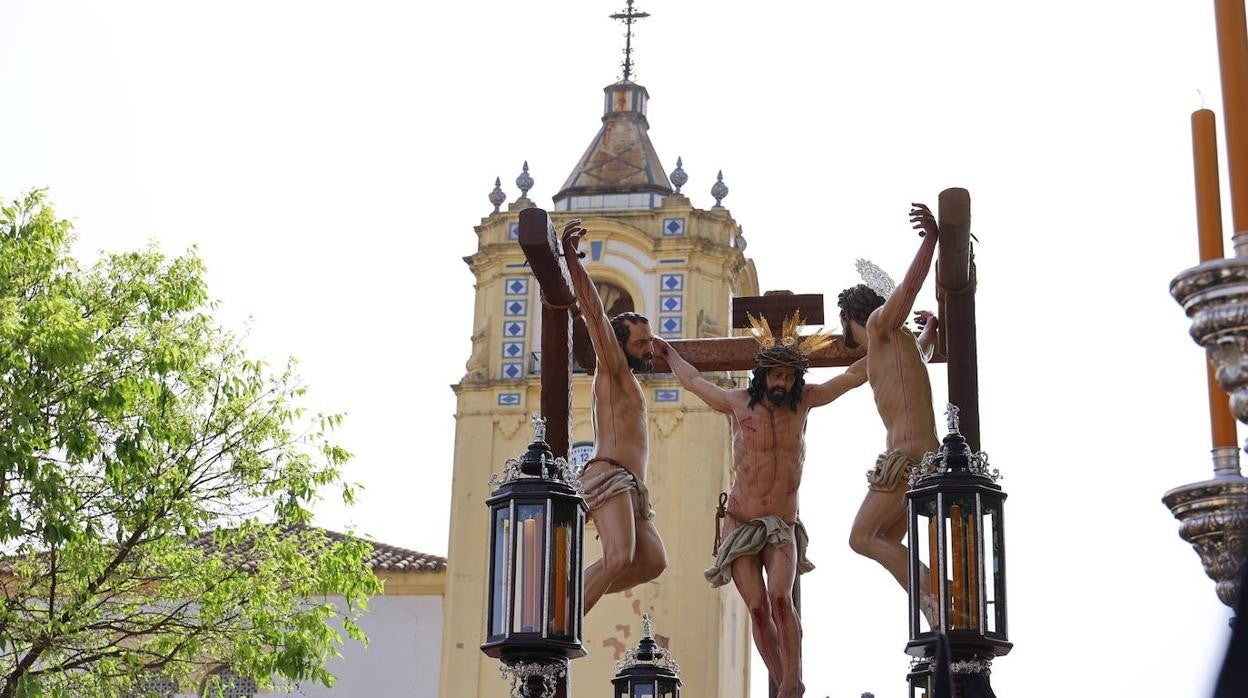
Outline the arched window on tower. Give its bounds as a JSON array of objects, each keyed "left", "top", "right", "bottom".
[
  {"left": 571, "top": 279, "right": 636, "bottom": 373},
  {"left": 198, "top": 667, "right": 256, "bottom": 698}
]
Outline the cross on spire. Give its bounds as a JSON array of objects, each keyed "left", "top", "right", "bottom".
[{"left": 609, "top": 0, "right": 650, "bottom": 82}]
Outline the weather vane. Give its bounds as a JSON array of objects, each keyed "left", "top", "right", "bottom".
[{"left": 609, "top": 0, "right": 650, "bottom": 82}]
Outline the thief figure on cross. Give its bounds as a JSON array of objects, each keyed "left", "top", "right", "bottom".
[
  {"left": 560, "top": 219, "right": 669, "bottom": 615},
  {"left": 840, "top": 203, "right": 942, "bottom": 616},
  {"left": 655, "top": 318, "right": 867, "bottom": 698}
]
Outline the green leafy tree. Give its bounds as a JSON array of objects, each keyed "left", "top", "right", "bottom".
[{"left": 0, "top": 191, "right": 381, "bottom": 697}]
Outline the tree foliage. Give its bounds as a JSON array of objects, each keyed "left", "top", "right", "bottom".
[{"left": 0, "top": 191, "right": 381, "bottom": 697}]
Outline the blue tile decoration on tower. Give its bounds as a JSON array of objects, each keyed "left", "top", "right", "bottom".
[
  {"left": 654, "top": 389, "right": 680, "bottom": 403},
  {"left": 508, "top": 222, "right": 520, "bottom": 240},
  {"left": 504, "top": 299, "right": 528, "bottom": 316},
  {"left": 661, "top": 217, "right": 686, "bottom": 237},
  {"left": 659, "top": 273, "right": 684, "bottom": 291},
  {"left": 505, "top": 277, "right": 528, "bottom": 296},
  {"left": 497, "top": 392, "right": 522, "bottom": 406},
  {"left": 504, "top": 321, "right": 527, "bottom": 338},
  {"left": 500, "top": 362, "right": 524, "bottom": 380},
  {"left": 660, "top": 295, "right": 683, "bottom": 313},
  {"left": 502, "top": 341, "right": 525, "bottom": 359},
  {"left": 590, "top": 240, "right": 604, "bottom": 262},
  {"left": 659, "top": 316, "right": 683, "bottom": 337}
]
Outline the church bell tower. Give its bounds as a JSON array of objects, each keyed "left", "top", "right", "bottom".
[{"left": 440, "top": 5, "right": 759, "bottom": 695}]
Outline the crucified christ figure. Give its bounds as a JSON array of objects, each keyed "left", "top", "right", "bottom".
[
  {"left": 839, "top": 203, "right": 941, "bottom": 611},
  {"left": 656, "top": 331, "right": 866, "bottom": 698},
  {"left": 561, "top": 220, "right": 668, "bottom": 615}
]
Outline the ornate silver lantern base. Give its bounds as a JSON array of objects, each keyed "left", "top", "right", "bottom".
[
  {"left": 1172, "top": 258, "right": 1248, "bottom": 421},
  {"left": 1169, "top": 259, "right": 1248, "bottom": 609},
  {"left": 1163, "top": 448, "right": 1248, "bottom": 608}
]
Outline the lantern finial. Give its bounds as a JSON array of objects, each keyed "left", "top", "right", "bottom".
[
  {"left": 532, "top": 413, "right": 547, "bottom": 444},
  {"left": 945, "top": 403, "right": 961, "bottom": 435},
  {"left": 642, "top": 613, "right": 653, "bottom": 639}
]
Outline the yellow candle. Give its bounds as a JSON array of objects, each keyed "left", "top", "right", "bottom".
[
  {"left": 552, "top": 526, "right": 569, "bottom": 634},
  {"left": 950, "top": 505, "right": 966, "bottom": 629},
  {"left": 928, "top": 517, "right": 941, "bottom": 629},
  {"left": 967, "top": 514, "right": 980, "bottom": 631},
  {"left": 1192, "top": 109, "right": 1239, "bottom": 449},
  {"left": 1215, "top": 0, "right": 1248, "bottom": 234}
]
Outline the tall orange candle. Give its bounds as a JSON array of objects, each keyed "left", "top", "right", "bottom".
[
  {"left": 1192, "top": 109, "right": 1238, "bottom": 449},
  {"left": 1214, "top": 0, "right": 1248, "bottom": 237}
]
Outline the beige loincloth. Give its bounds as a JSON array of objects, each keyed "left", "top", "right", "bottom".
[
  {"left": 867, "top": 449, "right": 920, "bottom": 492},
  {"left": 704, "top": 516, "right": 814, "bottom": 588},
  {"left": 581, "top": 458, "right": 655, "bottom": 521}
]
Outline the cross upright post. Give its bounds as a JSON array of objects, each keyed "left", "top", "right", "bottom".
[
  {"left": 936, "top": 188, "right": 979, "bottom": 452},
  {"left": 518, "top": 207, "right": 575, "bottom": 461}
]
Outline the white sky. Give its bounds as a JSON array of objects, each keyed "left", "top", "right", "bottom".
[{"left": 0, "top": 1, "right": 1240, "bottom": 695}]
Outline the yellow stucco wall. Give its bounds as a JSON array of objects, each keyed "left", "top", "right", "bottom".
[{"left": 442, "top": 196, "right": 759, "bottom": 697}]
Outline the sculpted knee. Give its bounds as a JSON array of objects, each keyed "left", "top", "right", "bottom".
[
  {"left": 848, "top": 530, "right": 874, "bottom": 558},
  {"left": 770, "top": 594, "right": 794, "bottom": 622},
  {"left": 602, "top": 546, "right": 636, "bottom": 580},
  {"left": 748, "top": 599, "right": 771, "bottom": 625}
]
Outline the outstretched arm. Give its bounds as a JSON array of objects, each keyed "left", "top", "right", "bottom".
[
  {"left": 561, "top": 220, "right": 626, "bottom": 376},
  {"left": 914, "top": 310, "right": 939, "bottom": 362},
  {"left": 872, "top": 203, "right": 939, "bottom": 333},
  {"left": 807, "top": 357, "right": 868, "bottom": 407},
  {"left": 653, "top": 337, "right": 734, "bottom": 413}
]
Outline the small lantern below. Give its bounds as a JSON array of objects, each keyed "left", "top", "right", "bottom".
[
  {"left": 906, "top": 659, "right": 932, "bottom": 698},
  {"left": 612, "top": 615, "right": 682, "bottom": 698}
]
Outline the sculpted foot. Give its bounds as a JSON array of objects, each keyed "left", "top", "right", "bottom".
[{"left": 778, "top": 681, "right": 805, "bottom": 698}]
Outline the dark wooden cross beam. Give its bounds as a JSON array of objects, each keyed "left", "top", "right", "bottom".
[
  {"left": 935, "top": 187, "right": 980, "bottom": 452},
  {"left": 647, "top": 291, "right": 948, "bottom": 374},
  {"left": 517, "top": 207, "right": 576, "bottom": 461}
]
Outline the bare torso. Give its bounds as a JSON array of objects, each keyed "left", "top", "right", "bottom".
[
  {"left": 866, "top": 325, "right": 939, "bottom": 460},
  {"left": 723, "top": 389, "right": 812, "bottom": 523},
  {"left": 589, "top": 370, "right": 649, "bottom": 481}
]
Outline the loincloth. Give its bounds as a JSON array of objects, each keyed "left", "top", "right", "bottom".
[
  {"left": 704, "top": 515, "right": 813, "bottom": 588},
  {"left": 867, "top": 449, "right": 920, "bottom": 492},
  {"left": 581, "top": 457, "right": 655, "bottom": 521}
]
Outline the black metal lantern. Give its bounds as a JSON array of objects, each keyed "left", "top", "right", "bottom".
[
  {"left": 906, "top": 660, "right": 932, "bottom": 698},
  {"left": 481, "top": 415, "right": 587, "bottom": 693},
  {"left": 611, "top": 615, "right": 682, "bottom": 698},
  {"left": 905, "top": 405, "right": 1010, "bottom": 689}
]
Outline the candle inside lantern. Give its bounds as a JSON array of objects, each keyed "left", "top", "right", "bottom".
[
  {"left": 967, "top": 512, "right": 980, "bottom": 631},
  {"left": 928, "top": 516, "right": 941, "bottom": 629},
  {"left": 1192, "top": 108, "right": 1239, "bottom": 449},
  {"left": 551, "top": 524, "right": 569, "bottom": 634},
  {"left": 950, "top": 504, "right": 966, "bottom": 629}
]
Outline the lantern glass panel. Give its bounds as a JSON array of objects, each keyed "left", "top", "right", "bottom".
[
  {"left": 615, "top": 684, "right": 627, "bottom": 698},
  {"left": 512, "top": 503, "right": 547, "bottom": 634},
  {"left": 631, "top": 682, "right": 656, "bottom": 698},
  {"left": 489, "top": 505, "right": 511, "bottom": 639},
  {"left": 547, "top": 501, "right": 577, "bottom": 638},
  {"left": 942, "top": 495, "right": 980, "bottom": 631},
  {"left": 985, "top": 499, "right": 1006, "bottom": 636},
  {"left": 658, "top": 683, "right": 677, "bottom": 698},
  {"left": 914, "top": 496, "right": 937, "bottom": 633}
]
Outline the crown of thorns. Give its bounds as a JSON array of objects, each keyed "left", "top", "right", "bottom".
[{"left": 747, "top": 311, "right": 834, "bottom": 370}]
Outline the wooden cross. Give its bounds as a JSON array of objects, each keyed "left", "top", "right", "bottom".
[{"left": 516, "top": 188, "right": 981, "bottom": 698}]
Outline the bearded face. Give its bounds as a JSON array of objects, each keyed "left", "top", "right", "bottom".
[
  {"left": 747, "top": 365, "right": 805, "bottom": 410},
  {"left": 621, "top": 321, "right": 654, "bottom": 373}
]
